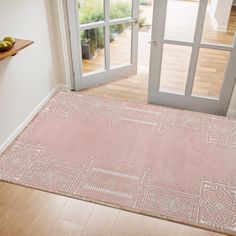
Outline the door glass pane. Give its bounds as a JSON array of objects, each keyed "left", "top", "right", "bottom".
[
  {"left": 201, "top": 2, "right": 236, "bottom": 45},
  {"left": 192, "top": 48, "right": 230, "bottom": 98},
  {"left": 110, "top": 0, "right": 132, "bottom": 20},
  {"left": 78, "top": 0, "right": 104, "bottom": 24},
  {"left": 80, "top": 27, "right": 105, "bottom": 74},
  {"left": 159, "top": 44, "right": 192, "bottom": 94},
  {"left": 110, "top": 23, "right": 132, "bottom": 67},
  {"left": 164, "top": 0, "right": 199, "bottom": 42}
]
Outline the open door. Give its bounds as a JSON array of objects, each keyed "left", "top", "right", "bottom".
[
  {"left": 67, "top": 0, "right": 139, "bottom": 90},
  {"left": 148, "top": 0, "right": 236, "bottom": 115}
]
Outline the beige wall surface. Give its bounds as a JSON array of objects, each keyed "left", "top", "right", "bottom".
[{"left": 0, "top": 0, "right": 60, "bottom": 149}]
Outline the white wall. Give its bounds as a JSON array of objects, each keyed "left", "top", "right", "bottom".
[
  {"left": 233, "top": 0, "right": 236, "bottom": 5},
  {"left": 0, "top": 0, "right": 60, "bottom": 151},
  {"left": 209, "top": 0, "right": 233, "bottom": 31}
]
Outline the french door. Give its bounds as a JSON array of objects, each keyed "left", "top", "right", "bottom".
[
  {"left": 67, "top": 0, "right": 139, "bottom": 90},
  {"left": 148, "top": 0, "right": 236, "bottom": 115}
]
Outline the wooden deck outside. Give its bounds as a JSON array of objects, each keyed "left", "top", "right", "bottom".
[{"left": 81, "top": 1, "right": 236, "bottom": 103}]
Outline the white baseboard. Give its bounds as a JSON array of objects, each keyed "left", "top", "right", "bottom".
[
  {"left": 57, "top": 83, "right": 70, "bottom": 91},
  {"left": 215, "top": 25, "right": 228, "bottom": 32},
  {"left": 208, "top": 8, "right": 228, "bottom": 32},
  {"left": 227, "top": 109, "right": 236, "bottom": 118},
  {"left": 0, "top": 86, "right": 59, "bottom": 155}
]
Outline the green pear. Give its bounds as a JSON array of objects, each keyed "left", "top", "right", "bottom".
[
  {"left": 0, "top": 41, "right": 7, "bottom": 47},
  {"left": 0, "top": 41, "right": 8, "bottom": 52},
  {"left": 3, "top": 36, "right": 15, "bottom": 45},
  {"left": 4, "top": 41, "right": 13, "bottom": 50}
]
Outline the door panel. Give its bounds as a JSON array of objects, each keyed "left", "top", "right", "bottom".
[
  {"left": 159, "top": 44, "right": 192, "bottom": 94},
  {"left": 201, "top": 2, "right": 235, "bottom": 46},
  {"left": 192, "top": 48, "right": 230, "bottom": 98},
  {"left": 110, "top": 0, "right": 132, "bottom": 20},
  {"left": 110, "top": 23, "right": 132, "bottom": 67},
  {"left": 148, "top": 0, "right": 236, "bottom": 115},
  {"left": 80, "top": 27, "right": 105, "bottom": 74},
  {"left": 67, "top": 0, "right": 139, "bottom": 90},
  {"left": 78, "top": 0, "right": 104, "bottom": 24},
  {"left": 164, "top": 0, "right": 200, "bottom": 42}
]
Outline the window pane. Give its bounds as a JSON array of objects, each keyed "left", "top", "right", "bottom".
[
  {"left": 110, "top": 23, "right": 132, "bottom": 67},
  {"left": 110, "top": 0, "right": 132, "bottom": 20},
  {"left": 80, "top": 27, "right": 105, "bottom": 74},
  {"left": 78, "top": 0, "right": 104, "bottom": 24},
  {"left": 159, "top": 44, "right": 192, "bottom": 94},
  {"left": 192, "top": 48, "right": 230, "bottom": 98},
  {"left": 201, "top": 2, "right": 236, "bottom": 45},
  {"left": 164, "top": 0, "right": 199, "bottom": 42}
]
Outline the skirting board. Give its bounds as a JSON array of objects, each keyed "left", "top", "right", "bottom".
[
  {"left": 208, "top": 9, "right": 228, "bottom": 32},
  {"left": 0, "top": 86, "right": 59, "bottom": 155},
  {"left": 57, "top": 83, "right": 70, "bottom": 91}
]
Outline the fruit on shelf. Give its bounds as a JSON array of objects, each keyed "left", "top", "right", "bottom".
[
  {"left": 0, "top": 41, "right": 8, "bottom": 52},
  {"left": 4, "top": 41, "right": 13, "bottom": 50},
  {"left": 3, "top": 36, "right": 16, "bottom": 45},
  {"left": 0, "top": 37, "right": 16, "bottom": 52}
]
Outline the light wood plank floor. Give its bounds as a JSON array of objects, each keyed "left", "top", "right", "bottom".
[
  {"left": 1, "top": 2, "right": 236, "bottom": 236},
  {"left": 0, "top": 181, "right": 225, "bottom": 236}
]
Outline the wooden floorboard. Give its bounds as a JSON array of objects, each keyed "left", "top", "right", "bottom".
[{"left": 0, "top": 182, "right": 225, "bottom": 236}]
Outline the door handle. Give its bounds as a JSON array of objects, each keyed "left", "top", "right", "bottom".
[
  {"left": 135, "top": 18, "right": 139, "bottom": 24},
  {"left": 148, "top": 41, "right": 158, "bottom": 46}
]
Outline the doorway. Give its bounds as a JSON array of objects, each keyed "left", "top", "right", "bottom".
[
  {"left": 68, "top": 0, "right": 139, "bottom": 89},
  {"left": 67, "top": 0, "right": 236, "bottom": 115}
]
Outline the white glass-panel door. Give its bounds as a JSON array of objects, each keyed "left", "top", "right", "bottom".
[
  {"left": 148, "top": 0, "right": 236, "bottom": 115},
  {"left": 67, "top": 0, "right": 139, "bottom": 90}
]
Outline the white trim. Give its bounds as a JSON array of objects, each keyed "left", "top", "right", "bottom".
[
  {"left": 79, "top": 21, "right": 106, "bottom": 30},
  {"left": 209, "top": 14, "right": 228, "bottom": 32},
  {"left": 185, "top": 0, "right": 208, "bottom": 96},
  {"left": 67, "top": 0, "right": 83, "bottom": 90},
  {"left": 227, "top": 109, "right": 236, "bottom": 117},
  {"left": 163, "top": 39, "right": 233, "bottom": 51},
  {"left": 208, "top": 4, "right": 228, "bottom": 32},
  {"left": 57, "top": 83, "right": 70, "bottom": 91},
  {"left": 57, "top": 0, "right": 74, "bottom": 90},
  {"left": 105, "top": 0, "right": 111, "bottom": 70},
  {"left": 0, "top": 86, "right": 58, "bottom": 155}
]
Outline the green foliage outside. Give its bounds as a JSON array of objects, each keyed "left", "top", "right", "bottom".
[
  {"left": 140, "top": 0, "right": 152, "bottom": 6},
  {"left": 78, "top": 0, "right": 146, "bottom": 57}
]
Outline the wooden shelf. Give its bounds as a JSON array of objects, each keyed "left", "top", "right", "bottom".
[{"left": 0, "top": 39, "right": 33, "bottom": 61}]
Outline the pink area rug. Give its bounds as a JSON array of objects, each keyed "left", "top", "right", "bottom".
[{"left": 1, "top": 91, "right": 236, "bottom": 235}]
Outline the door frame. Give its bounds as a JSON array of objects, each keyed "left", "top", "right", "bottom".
[
  {"left": 55, "top": 0, "right": 236, "bottom": 116},
  {"left": 67, "top": 0, "right": 139, "bottom": 90},
  {"left": 148, "top": 0, "right": 236, "bottom": 115}
]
